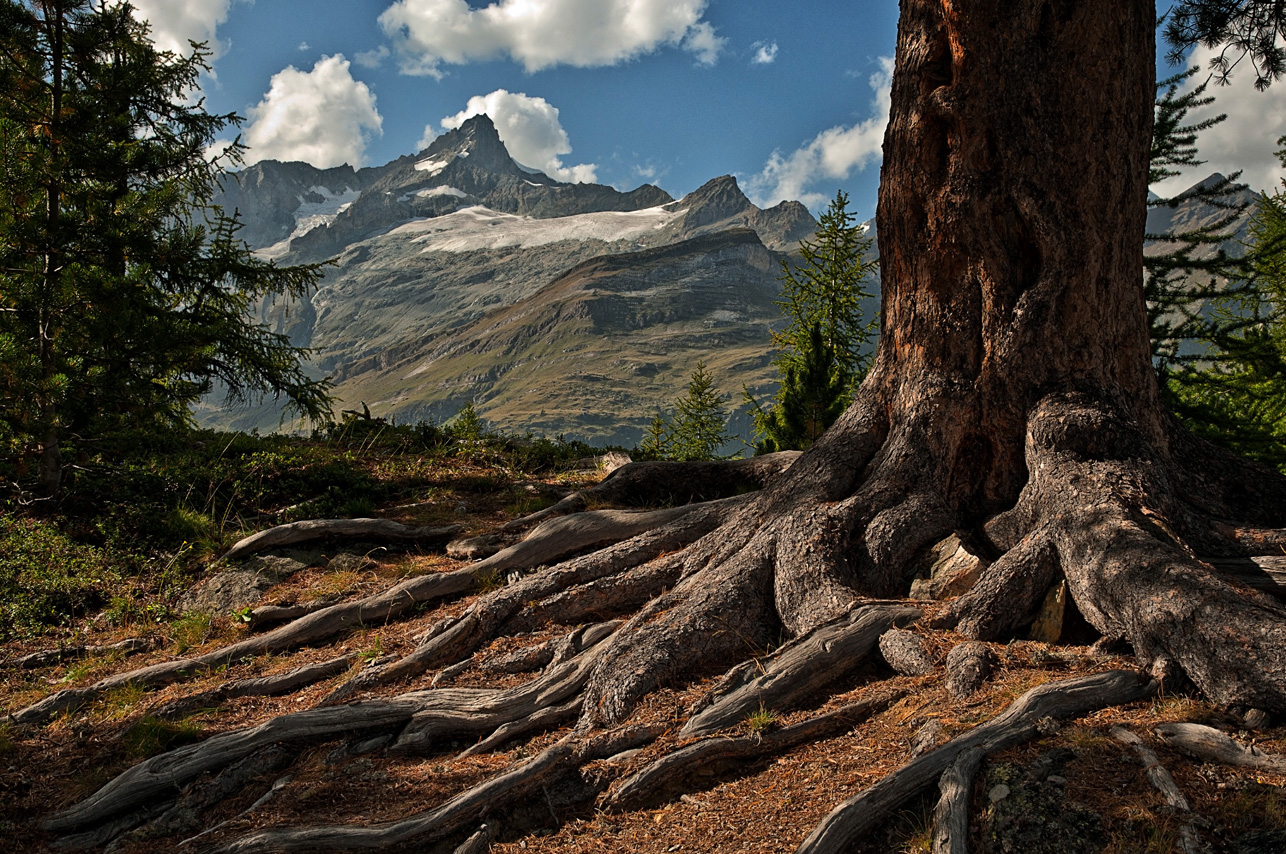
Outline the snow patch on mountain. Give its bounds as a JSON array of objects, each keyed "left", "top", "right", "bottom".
[
  {"left": 414, "top": 158, "right": 448, "bottom": 175},
  {"left": 257, "top": 185, "right": 361, "bottom": 259},
  {"left": 396, "top": 186, "right": 470, "bottom": 203},
  {"left": 391, "top": 204, "right": 682, "bottom": 253}
]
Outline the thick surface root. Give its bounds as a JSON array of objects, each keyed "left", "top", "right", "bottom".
[{"left": 797, "top": 670, "right": 1156, "bottom": 853}]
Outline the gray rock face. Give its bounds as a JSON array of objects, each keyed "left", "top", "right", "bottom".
[{"left": 176, "top": 556, "right": 305, "bottom": 614}]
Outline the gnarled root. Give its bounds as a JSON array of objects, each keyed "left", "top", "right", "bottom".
[{"left": 798, "top": 670, "right": 1156, "bottom": 853}]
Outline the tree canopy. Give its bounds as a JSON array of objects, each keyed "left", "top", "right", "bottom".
[{"left": 0, "top": 0, "right": 331, "bottom": 497}]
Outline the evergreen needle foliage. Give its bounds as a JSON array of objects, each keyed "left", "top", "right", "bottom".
[
  {"left": 749, "top": 190, "right": 877, "bottom": 453},
  {"left": 0, "top": 0, "right": 332, "bottom": 497},
  {"left": 636, "top": 361, "right": 731, "bottom": 461},
  {"left": 1145, "top": 66, "right": 1286, "bottom": 470},
  {"left": 1167, "top": 137, "right": 1286, "bottom": 470}
]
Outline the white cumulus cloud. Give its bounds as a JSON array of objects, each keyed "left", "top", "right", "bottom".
[
  {"left": 746, "top": 56, "right": 893, "bottom": 210},
  {"left": 752, "top": 41, "right": 779, "bottom": 65},
  {"left": 1152, "top": 44, "right": 1286, "bottom": 199},
  {"left": 130, "top": 0, "right": 233, "bottom": 59},
  {"left": 241, "top": 55, "right": 383, "bottom": 169},
  {"left": 378, "top": 0, "right": 723, "bottom": 77},
  {"left": 435, "top": 90, "right": 597, "bottom": 183}
]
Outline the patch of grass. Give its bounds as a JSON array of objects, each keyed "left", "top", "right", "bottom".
[
  {"left": 98, "top": 683, "right": 147, "bottom": 721},
  {"left": 306, "top": 568, "right": 364, "bottom": 601},
  {"left": 1212, "top": 783, "right": 1286, "bottom": 834},
  {"left": 0, "top": 722, "right": 14, "bottom": 757},
  {"left": 0, "top": 517, "right": 122, "bottom": 640},
  {"left": 745, "top": 703, "right": 778, "bottom": 734},
  {"left": 168, "top": 611, "right": 213, "bottom": 653},
  {"left": 1104, "top": 807, "right": 1184, "bottom": 854},
  {"left": 473, "top": 566, "right": 505, "bottom": 594},
  {"left": 358, "top": 635, "right": 384, "bottom": 661},
  {"left": 121, "top": 715, "right": 203, "bottom": 759}
]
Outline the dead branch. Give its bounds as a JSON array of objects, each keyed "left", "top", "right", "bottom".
[
  {"left": 1111, "top": 726, "right": 1200, "bottom": 854},
  {"left": 1153, "top": 722, "right": 1286, "bottom": 773},
  {"left": 930, "top": 745, "right": 984, "bottom": 854}
]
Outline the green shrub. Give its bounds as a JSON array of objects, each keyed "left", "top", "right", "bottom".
[{"left": 0, "top": 517, "right": 121, "bottom": 639}]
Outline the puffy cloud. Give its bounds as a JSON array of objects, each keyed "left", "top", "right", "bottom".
[
  {"left": 355, "top": 45, "right": 392, "bottom": 69},
  {"left": 242, "top": 56, "right": 383, "bottom": 169},
  {"left": 436, "top": 90, "right": 597, "bottom": 183},
  {"left": 1152, "top": 45, "right": 1286, "bottom": 198},
  {"left": 752, "top": 41, "right": 779, "bottom": 65},
  {"left": 378, "top": 0, "right": 722, "bottom": 77},
  {"left": 130, "top": 0, "right": 233, "bottom": 58},
  {"left": 746, "top": 57, "right": 893, "bottom": 210}
]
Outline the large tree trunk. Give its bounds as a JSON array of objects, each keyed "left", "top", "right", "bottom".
[
  {"left": 872, "top": 0, "right": 1160, "bottom": 516},
  {"left": 577, "top": 0, "right": 1286, "bottom": 725}
]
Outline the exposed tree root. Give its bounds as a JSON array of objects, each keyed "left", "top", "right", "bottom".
[
  {"left": 6, "top": 637, "right": 154, "bottom": 670},
  {"left": 25, "top": 390, "right": 1286, "bottom": 853},
  {"left": 929, "top": 745, "right": 984, "bottom": 854},
  {"left": 222, "top": 519, "right": 463, "bottom": 562},
  {"left": 216, "top": 738, "right": 578, "bottom": 854},
  {"left": 150, "top": 655, "right": 355, "bottom": 719},
  {"left": 323, "top": 497, "right": 745, "bottom": 703},
  {"left": 607, "top": 689, "right": 904, "bottom": 811},
  {"left": 517, "top": 451, "right": 802, "bottom": 528},
  {"left": 797, "top": 670, "right": 1156, "bottom": 853},
  {"left": 681, "top": 603, "right": 920, "bottom": 738}
]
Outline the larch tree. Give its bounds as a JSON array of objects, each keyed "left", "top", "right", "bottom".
[{"left": 24, "top": 1, "right": 1286, "bottom": 852}]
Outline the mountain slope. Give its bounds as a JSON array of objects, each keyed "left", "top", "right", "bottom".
[
  {"left": 203, "top": 116, "right": 820, "bottom": 440},
  {"left": 336, "top": 228, "right": 788, "bottom": 445}
]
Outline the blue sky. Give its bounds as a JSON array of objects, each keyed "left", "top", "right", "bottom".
[{"left": 131, "top": 1, "right": 1286, "bottom": 221}]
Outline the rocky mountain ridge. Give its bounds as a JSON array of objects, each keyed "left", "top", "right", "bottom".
[{"left": 203, "top": 114, "right": 820, "bottom": 444}]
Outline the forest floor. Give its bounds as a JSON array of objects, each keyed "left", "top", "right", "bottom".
[{"left": 2, "top": 431, "right": 1285, "bottom": 854}]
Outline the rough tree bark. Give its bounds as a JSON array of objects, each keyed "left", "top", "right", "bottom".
[{"left": 572, "top": 0, "right": 1286, "bottom": 728}]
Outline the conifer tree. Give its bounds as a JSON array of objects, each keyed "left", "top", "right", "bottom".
[
  {"left": 1166, "top": 136, "right": 1286, "bottom": 470},
  {"left": 749, "top": 190, "right": 876, "bottom": 452},
  {"left": 0, "top": 0, "right": 331, "bottom": 496},
  {"left": 636, "top": 362, "right": 731, "bottom": 462}
]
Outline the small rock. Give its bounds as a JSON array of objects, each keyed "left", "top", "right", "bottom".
[
  {"left": 878, "top": 628, "right": 936, "bottom": 676},
  {"left": 327, "top": 552, "right": 377, "bottom": 573},
  {"left": 989, "top": 783, "right": 1012, "bottom": 802},
  {"left": 351, "top": 734, "right": 393, "bottom": 755},
  {"left": 447, "top": 534, "right": 504, "bottom": 560},
  {"left": 910, "top": 534, "right": 989, "bottom": 600},
  {"left": 1243, "top": 708, "right": 1271, "bottom": 731},
  {"left": 945, "top": 641, "right": 998, "bottom": 699},
  {"left": 176, "top": 556, "right": 304, "bottom": 615},
  {"left": 1029, "top": 581, "right": 1068, "bottom": 644}
]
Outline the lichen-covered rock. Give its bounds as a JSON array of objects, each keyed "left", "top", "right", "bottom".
[
  {"left": 176, "top": 556, "right": 305, "bottom": 615},
  {"left": 981, "top": 751, "right": 1103, "bottom": 854}
]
